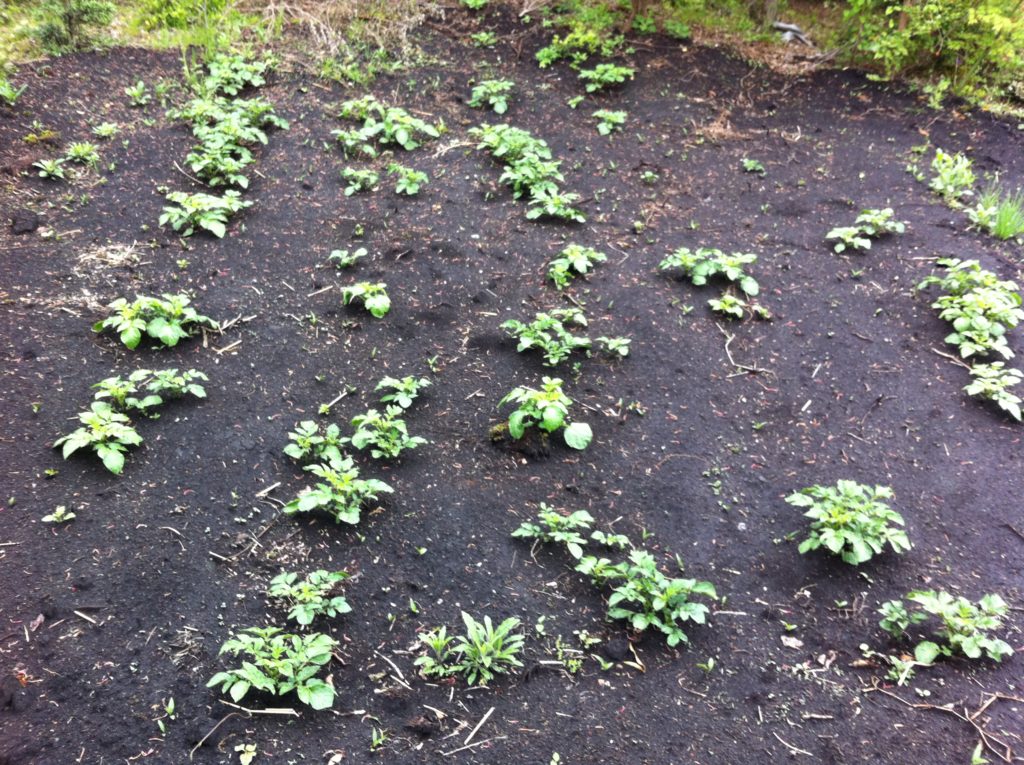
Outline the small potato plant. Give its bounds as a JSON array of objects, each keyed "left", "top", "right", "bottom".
[
  {"left": 501, "top": 307, "right": 591, "bottom": 366},
  {"left": 577, "top": 63, "right": 634, "bottom": 93},
  {"left": 347, "top": 406, "right": 426, "bottom": 459},
  {"left": 787, "top": 480, "right": 911, "bottom": 565},
  {"left": 659, "top": 248, "right": 760, "bottom": 296},
  {"left": 268, "top": 570, "right": 351, "bottom": 626},
  {"left": 375, "top": 375, "right": 431, "bottom": 409},
  {"left": 498, "top": 376, "right": 592, "bottom": 449},
  {"left": 964, "top": 363, "right": 1022, "bottom": 420},
  {"left": 284, "top": 456, "right": 393, "bottom": 524},
  {"left": 512, "top": 505, "right": 595, "bottom": 558},
  {"left": 826, "top": 208, "right": 907, "bottom": 253},
  {"left": 93, "top": 294, "right": 218, "bottom": 349},
  {"left": 53, "top": 402, "right": 142, "bottom": 475},
  {"left": 593, "top": 109, "right": 626, "bottom": 135},
  {"left": 341, "top": 282, "right": 390, "bottom": 318},
  {"left": 160, "top": 190, "right": 251, "bottom": 238},
  {"left": 547, "top": 244, "right": 607, "bottom": 289},
  {"left": 468, "top": 79, "right": 514, "bottom": 114}
]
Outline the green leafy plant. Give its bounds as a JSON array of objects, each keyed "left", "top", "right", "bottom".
[
  {"left": 0, "top": 77, "right": 26, "bottom": 107},
  {"left": 450, "top": 613, "right": 525, "bottom": 685},
  {"left": 512, "top": 505, "right": 595, "bottom": 558},
  {"left": 707, "top": 292, "right": 771, "bottom": 321},
  {"left": 341, "top": 167, "right": 379, "bottom": 195},
  {"left": 388, "top": 163, "right": 428, "bottom": 195},
  {"left": 207, "top": 627, "right": 337, "bottom": 710},
  {"left": 328, "top": 247, "right": 367, "bottom": 268},
  {"left": 964, "top": 362, "right": 1022, "bottom": 420},
  {"left": 741, "top": 157, "right": 765, "bottom": 175},
  {"left": 577, "top": 63, "right": 634, "bottom": 93},
  {"left": 336, "top": 95, "right": 441, "bottom": 152},
  {"left": 42, "top": 505, "right": 75, "bottom": 523},
  {"left": 929, "top": 148, "right": 975, "bottom": 203},
  {"left": 879, "top": 591, "right": 1012, "bottom": 664},
  {"left": 548, "top": 244, "right": 607, "bottom": 289},
  {"left": 160, "top": 190, "right": 251, "bottom": 238},
  {"left": 375, "top": 376, "right": 431, "bottom": 409},
  {"left": 592, "top": 109, "right": 626, "bottom": 135},
  {"left": 340, "top": 282, "right": 390, "bottom": 318},
  {"left": 33, "top": 0, "right": 115, "bottom": 52},
  {"left": 93, "top": 293, "right": 218, "bottom": 349},
  {"left": 967, "top": 184, "right": 1024, "bottom": 241},
  {"left": 283, "top": 456, "right": 393, "bottom": 524},
  {"left": 65, "top": 141, "right": 100, "bottom": 167},
  {"left": 498, "top": 376, "right": 592, "bottom": 449},
  {"left": 462, "top": 0, "right": 488, "bottom": 8},
  {"left": 268, "top": 570, "right": 351, "bottom": 626},
  {"left": 125, "top": 80, "right": 151, "bottom": 107},
  {"left": 917, "top": 258, "right": 1023, "bottom": 360},
  {"left": 284, "top": 421, "right": 345, "bottom": 463},
  {"left": 576, "top": 550, "right": 717, "bottom": 647},
  {"left": 413, "top": 626, "right": 455, "bottom": 679},
  {"left": 93, "top": 368, "right": 206, "bottom": 413},
  {"left": 470, "top": 30, "right": 498, "bottom": 47},
  {"left": 33, "top": 158, "right": 66, "bottom": 180},
  {"left": 659, "top": 247, "right": 760, "bottom": 296},
  {"left": 787, "top": 480, "right": 911, "bottom": 565},
  {"left": 53, "top": 402, "right": 142, "bottom": 475},
  {"left": 501, "top": 307, "right": 591, "bottom": 366},
  {"left": 826, "top": 208, "right": 907, "bottom": 252},
  {"left": 468, "top": 79, "right": 514, "bottom": 114},
  {"left": 347, "top": 406, "right": 426, "bottom": 459},
  {"left": 527, "top": 187, "right": 586, "bottom": 222},
  {"left": 596, "top": 336, "right": 630, "bottom": 357}
]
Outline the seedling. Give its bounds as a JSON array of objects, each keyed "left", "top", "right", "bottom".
[
  {"left": 470, "top": 31, "right": 498, "bottom": 47},
  {"left": 91, "top": 122, "right": 119, "bottom": 138},
  {"left": 340, "top": 282, "right": 390, "bottom": 318},
  {"left": 42, "top": 505, "right": 75, "bottom": 523},
  {"left": 826, "top": 208, "right": 907, "bottom": 253},
  {"left": 284, "top": 421, "right": 345, "bottom": 463},
  {"left": 512, "top": 505, "right": 595, "bottom": 558},
  {"left": 593, "top": 109, "right": 626, "bottom": 135},
  {"left": 268, "top": 570, "right": 351, "bottom": 626},
  {"left": 659, "top": 248, "right": 760, "bottom": 296},
  {"left": 879, "top": 591, "right": 1012, "bottom": 664},
  {"left": 65, "top": 142, "right": 100, "bottom": 167},
  {"left": 576, "top": 550, "right": 717, "bottom": 647},
  {"left": 787, "top": 480, "right": 910, "bottom": 565},
  {"left": 160, "top": 190, "right": 251, "bottom": 238},
  {"left": 741, "top": 158, "right": 765, "bottom": 175},
  {"left": 125, "top": 81, "right": 151, "bottom": 106},
  {"left": 577, "top": 63, "right": 634, "bottom": 93},
  {"left": 53, "top": 402, "right": 143, "bottom": 475},
  {"left": 501, "top": 307, "right": 591, "bottom": 366},
  {"left": 328, "top": 247, "right": 367, "bottom": 268},
  {"left": 348, "top": 406, "right": 426, "bottom": 459},
  {"left": 413, "top": 626, "right": 455, "bottom": 678},
  {"left": 596, "top": 336, "right": 631, "bottom": 357},
  {"left": 547, "top": 244, "right": 607, "bottom": 289},
  {"left": 964, "top": 363, "right": 1022, "bottom": 420},
  {"left": 708, "top": 292, "right": 770, "bottom": 320},
  {"left": 283, "top": 456, "right": 393, "bottom": 524},
  {"left": 498, "top": 376, "right": 592, "bottom": 449},
  {"left": 207, "top": 627, "right": 337, "bottom": 709},
  {"left": 93, "top": 293, "right": 218, "bottom": 349},
  {"left": 527, "top": 187, "right": 586, "bottom": 222},
  {"left": 375, "top": 375, "right": 431, "bottom": 409},
  {"left": 341, "top": 167, "right": 379, "bottom": 195},
  {"left": 468, "top": 79, "right": 514, "bottom": 115},
  {"left": 929, "top": 148, "right": 975, "bottom": 202},
  {"left": 387, "top": 163, "right": 428, "bottom": 195},
  {"left": 0, "top": 77, "right": 26, "bottom": 106},
  {"left": 34, "top": 158, "right": 66, "bottom": 180}
]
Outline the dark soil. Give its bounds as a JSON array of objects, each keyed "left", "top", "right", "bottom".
[{"left": 2, "top": 9, "right": 1023, "bottom": 765}]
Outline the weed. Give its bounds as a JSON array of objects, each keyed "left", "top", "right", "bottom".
[
  {"left": 208, "top": 627, "right": 337, "bottom": 709},
  {"left": 33, "top": 158, "right": 66, "bottom": 180},
  {"left": 268, "top": 570, "right": 351, "bottom": 626},
  {"left": 470, "top": 30, "right": 498, "bottom": 47},
  {"left": 124, "top": 80, "right": 151, "bottom": 107},
  {"left": 341, "top": 282, "right": 390, "bottom": 318},
  {"left": 498, "top": 376, "right": 592, "bottom": 449},
  {"left": 283, "top": 456, "right": 393, "bottom": 525},
  {"left": 65, "top": 141, "right": 100, "bottom": 167},
  {"left": 741, "top": 157, "right": 765, "bottom": 175},
  {"left": 787, "top": 480, "right": 911, "bottom": 565},
  {"left": 879, "top": 591, "right": 1012, "bottom": 664},
  {"left": 34, "top": 0, "right": 114, "bottom": 53},
  {"left": 0, "top": 77, "right": 26, "bottom": 107},
  {"left": 967, "top": 184, "right": 1024, "bottom": 241},
  {"left": 416, "top": 614, "right": 525, "bottom": 686},
  {"left": 462, "top": 0, "right": 488, "bottom": 8}
]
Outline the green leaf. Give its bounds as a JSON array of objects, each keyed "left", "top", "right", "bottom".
[
  {"left": 229, "top": 680, "right": 251, "bottom": 702},
  {"left": 563, "top": 422, "right": 592, "bottom": 450},
  {"left": 98, "top": 447, "right": 125, "bottom": 475},
  {"left": 913, "top": 641, "right": 940, "bottom": 664},
  {"left": 205, "top": 220, "right": 227, "bottom": 238},
  {"left": 303, "top": 680, "right": 335, "bottom": 710}
]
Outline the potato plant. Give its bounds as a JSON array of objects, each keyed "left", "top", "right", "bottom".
[
  {"left": 577, "top": 63, "right": 635, "bottom": 93},
  {"left": 268, "top": 570, "right": 351, "bottom": 626},
  {"left": 659, "top": 247, "right": 760, "bottom": 296},
  {"left": 547, "top": 244, "right": 607, "bottom": 289},
  {"left": 826, "top": 208, "right": 907, "bottom": 253},
  {"left": 283, "top": 456, "right": 393, "bottom": 524},
  {"left": 498, "top": 376, "right": 592, "bottom": 449},
  {"left": 592, "top": 109, "right": 626, "bottom": 135},
  {"left": 53, "top": 402, "right": 142, "bottom": 475},
  {"left": 501, "top": 307, "right": 591, "bottom": 366},
  {"left": 284, "top": 421, "right": 345, "bottom": 463},
  {"left": 93, "top": 293, "right": 218, "bottom": 349},
  {"left": 375, "top": 375, "right": 431, "bottom": 409},
  {"left": 512, "top": 505, "right": 595, "bottom": 558},
  {"left": 347, "top": 406, "right": 426, "bottom": 459},
  {"left": 160, "top": 190, "right": 252, "bottom": 238},
  {"left": 340, "top": 282, "right": 390, "bottom": 318},
  {"left": 964, "top": 362, "right": 1022, "bottom": 420},
  {"left": 468, "top": 79, "right": 514, "bottom": 114}
]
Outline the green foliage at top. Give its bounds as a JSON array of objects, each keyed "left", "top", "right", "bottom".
[
  {"left": 787, "top": 480, "right": 911, "bottom": 565},
  {"left": 468, "top": 79, "right": 514, "bottom": 114},
  {"left": 268, "top": 570, "right": 351, "bottom": 626},
  {"left": 929, "top": 148, "right": 975, "bottom": 202},
  {"left": 577, "top": 63, "right": 634, "bottom": 92},
  {"left": 659, "top": 247, "right": 760, "bottom": 296},
  {"left": 841, "top": 0, "right": 1024, "bottom": 96},
  {"left": 501, "top": 307, "right": 592, "bottom": 366},
  {"left": 207, "top": 627, "right": 337, "bottom": 710},
  {"left": 964, "top": 362, "right": 1022, "bottom": 420},
  {"left": 826, "top": 208, "right": 907, "bottom": 253},
  {"left": 93, "top": 293, "right": 218, "bottom": 350},
  {"left": 498, "top": 376, "right": 592, "bottom": 449},
  {"left": 462, "top": 0, "right": 488, "bottom": 8},
  {"left": 137, "top": 0, "right": 228, "bottom": 30},
  {"left": 32, "top": 0, "right": 114, "bottom": 53},
  {"left": 535, "top": 1, "right": 624, "bottom": 69},
  {"left": 0, "top": 76, "right": 26, "bottom": 106},
  {"left": 879, "top": 591, "right": 1012, "bottom": 664},
  {"left": 548, "top": 244, "right": 607, "bottom": 289},
  {"left": 917, "top": 258, "right": 1023, "bottom": 360}
]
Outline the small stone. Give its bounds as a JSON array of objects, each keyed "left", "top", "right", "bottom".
[{"left": 11, "top": 210, "right": 39, "bottom": 235}]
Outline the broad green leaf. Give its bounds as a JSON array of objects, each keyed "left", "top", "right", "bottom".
[{"left": 563, "top": 422, "right": 592, "bottom": 450}]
